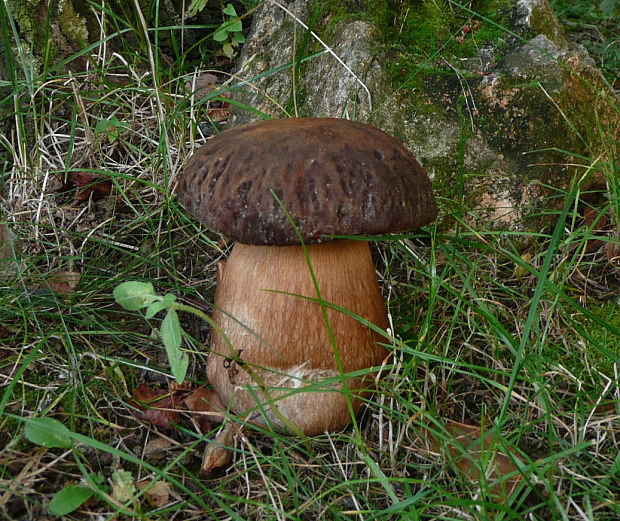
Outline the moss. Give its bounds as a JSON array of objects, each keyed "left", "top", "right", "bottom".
[
  {"left": 311, "top": 0, "right": 513, "bottom": 92},
  {"left": 58, "top": 0, "right": 90, "bottom": 46},
  {"left": 7, "top": 0, "right": 52, "bottom": 63},
  {"left": 556, "top": 54, "right": 620, "bottom": 157},
  {"left": 4, "top": 0, "right": 96, "bottom": 73},
  {"left": 6, "top": 0, "right": 44, "bottom": 46},
  {"left": 527, "top": 0, "right": 570, "bottom": 47}
]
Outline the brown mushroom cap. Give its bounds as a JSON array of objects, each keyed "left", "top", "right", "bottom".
[{"left": 177, "top": 118, "right": 437, "bottom": 245}]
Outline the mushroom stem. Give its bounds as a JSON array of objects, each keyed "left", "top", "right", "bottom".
[{"left": 207, "top": 239, "right": 389, "bottom": 435}]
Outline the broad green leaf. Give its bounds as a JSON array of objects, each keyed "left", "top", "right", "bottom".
[
  {"left": 49, "top": 485, "right": 93, "bottom": 516},
  {"left": 94, "top": 119, "right": 110, "bottom": 135},
  {"left": 232, "top": 32, "right": 245, "bottom": 44},
  {"left": 163, "top": 293, "right": 176, "bottom": 306},
  {"left": 222, "top": 3, "right": 237, "bottom": 16},
  {"left": 113, "top": 281, "right": 157, "bottom": 311},
  {"left": 186, "top": 0, "right": 209, "bottom": 18},
  {"left": 161, "top": 309, "right": 182, "bottom": 351},
  {"left": 170, "top": 351, "right": 189, "bottom": 384},
  {"left": 213, "top": 27, "right": 229, "bottom": 42},
  {"left": 227, "top": 19, "right": 242, "bottom": 32},
  {"left": 161, "top": 309, "right": 188, "bottom": 383},
  {"left": 145, "top": 300, "right": 167, "bottom": 319},
  {"left": 107, "top": 115, "right": 128, "bottom": 130},
  {"left": 171, "top": 351, "right": 189, "bottom": 384},
  {"left": 25, "top": 417, "right": 73, "bottom": 449}
]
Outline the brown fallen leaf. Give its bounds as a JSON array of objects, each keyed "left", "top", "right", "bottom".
[
  {"left": 425, "top": 418, "right": 525, "bottom": 499},
  {"left": 57, "top": 171, "right": 112, "bottom": 203},
  {"left": 201, "top": 423, "right": 241, "bottom": 475},
  {"left": 207, "top": 107, "right": 230, "bottom": 123},
  {"left": 45, "top": 270, "right": 81, "bottom": 294},
  {"left": 185, "top": 72, "right": 230, "bottom": 122},
  {"left": 142, "top": 436, "right": 172, "bottom": 461},
  {"left": 133, "top": 383, "right": 181, "bottom": 431},
  {"left": 184, "top": 388, "right": 225, "bottom": 433},
  {"left": 186, "top": 72, "right": 218, "bottom": 98},
  {"left": 137, "top": 480, "right": 172, "bottom": 508}
]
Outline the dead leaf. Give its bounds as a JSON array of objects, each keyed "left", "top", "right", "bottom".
[
  {"left": 185, "top": 72, "right": 230, "bottom": 123},
  {"left": 201, "top": 423, "right": 240, "bottom": 475},
  {"left": 184, "top": 388, "right": 225, "bottom": 433},
  {"left": 133, "top": 383, "right": 180, "bottom": 431},
  {"left": 45, "top": 270, "right": 81, "bottom": 294},
  {"left": 134, "top": 383, "right": 167, "bottom": 403},
  {"left": 185, "top": 72, "right": 219, "bottom": 99},
  {"left": 513, "top": 251, "right": 532, "bottom": 278},
  {"left": 137, "top": 480, "right": 172, "bottom": 508},
  {"left": 426, "top": 418, "right": 525, "bottom": 499},
  {"left": 57, "top": 171, "right": 112, "bottom": 203},
  {"left": 142, "top": 436, "right": 172, "bottom": 461},
  {"left": 142, "top": 408, "right": 178, "bottom": 432},
  {"left": 207, "top": 107, "right": 230, "bottom": 122}
]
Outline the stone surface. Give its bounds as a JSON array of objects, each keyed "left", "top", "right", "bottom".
[
  {"left": 228, "top": 0, "right": 619, "bottom": 237},
  {"left": 230, "top": 2, "right": 384, "bottom": 124}
]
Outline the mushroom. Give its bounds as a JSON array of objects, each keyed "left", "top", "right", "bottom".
[{"left": 177, "top": 118, "right": 437, "bottom": 435}]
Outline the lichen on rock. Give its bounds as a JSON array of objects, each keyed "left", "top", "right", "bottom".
[{"left": 58, "top": 0, "right": 90, "bottom": 46}]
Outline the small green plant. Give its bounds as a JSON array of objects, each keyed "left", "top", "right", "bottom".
[
  {"left": 185, "top": 1, "right": 246, "bottom": 59},
  {"left": 94, "top": 116, "right": 130, "bottom": 144},
  {"left": 24, "top": 418, "right": 101, "bottom": 516},
  {"left": 112, "top": 280, "right": 311, "bottom": 438},
  {"left": 23, "top": 416, "right": 207, "bottom": 516},
  {"left": 213, "top": 4, "right": 246, "bottom": 59},
  {"left": 113, "top": 281, "right": 193, "bottom": 383},
  {"left": 185, "top": 0, "right": 209, "bottom": 19},
  {"left": 48, "top": 484, "right": 98, "bottom": 516}
]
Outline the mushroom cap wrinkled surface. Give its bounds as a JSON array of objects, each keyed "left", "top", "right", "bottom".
[{"left": 177, "top": 118, "right": 438, "bottom": 245}]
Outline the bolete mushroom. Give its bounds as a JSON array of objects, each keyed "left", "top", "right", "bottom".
[{"left": 177, "top": 118, "right": 437, "bottom": 435}]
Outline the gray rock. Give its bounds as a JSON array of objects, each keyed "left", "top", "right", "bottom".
[{"left": 228, "top": 0, "right": 619, "bottom": 236}]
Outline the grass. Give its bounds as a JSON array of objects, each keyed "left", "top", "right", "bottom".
[
  {"left": 1, "top": 0, "right": 619, "bottom": 520},
  {"left": 549, "top": 0, "right": 619, "bottom": 87}
]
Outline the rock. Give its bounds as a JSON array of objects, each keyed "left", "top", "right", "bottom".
[
  {"left": 229, "top": 0, "right": 619, "bottom": 237},
  {"left": 230, "top": 0, "right": 309, "bottom": 124},
  {"left": 231, "top": 1, "right": 382, "bottom": 125},
  {"left": 2, "top": 1, "right": 97, "bottom": 73}
]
